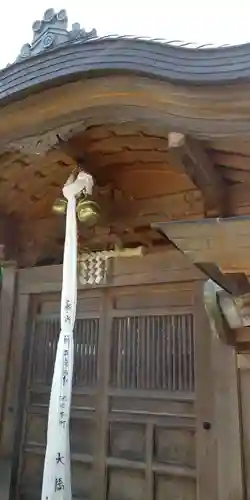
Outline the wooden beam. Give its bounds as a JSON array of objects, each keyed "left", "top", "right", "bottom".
[
  {"left": 168, "top": 133, "right": 226, "bottom": 216},
  {"left": 154, "top": 216, "right": 250, "bottom": 282},
  {"left": 79, "top": 189, "right": 202, "bottom": 230},
  {"left": 195, "top": 263, "right": 250, "bottom": 295}
]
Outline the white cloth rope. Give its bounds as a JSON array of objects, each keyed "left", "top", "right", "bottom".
[{"left": 41, "top": 171, "right": 93, "bottom": 500}]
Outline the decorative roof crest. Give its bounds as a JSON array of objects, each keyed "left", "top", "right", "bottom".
[{"left": 16, "top": 8, "right": 97, "bottom": 61}]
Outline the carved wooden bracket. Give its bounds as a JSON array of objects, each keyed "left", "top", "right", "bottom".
[
  {"left": 168, "top": 133, "right": 226, "bottom": 216},
  {"left": 204, "top": 279, "right": 250, "bottom": 348},
  {"left": 203, "top": 280, "right": 235, "bottom": 345}
]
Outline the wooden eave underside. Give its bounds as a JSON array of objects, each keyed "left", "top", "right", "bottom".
[
  {"left": 3, "top": 37, "right": 250, "bottom": 141},
  {"left": 2, "top": 39, "right": 250, "bottom": 265}
]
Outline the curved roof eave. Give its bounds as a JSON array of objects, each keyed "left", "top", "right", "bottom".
[{"left": 1, "top": 36, "right": 250, "bottom": 105}]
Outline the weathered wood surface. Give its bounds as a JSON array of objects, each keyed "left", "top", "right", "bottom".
[
  {"left": 3, "top": 131, "right": 250, "bottom": 266},
  {"left": 17, "top": 249, "right": 203, "bottom": 294},
  {"left": 2, "top": 88, "right": 250, "bottom": 267},
  {"left": 168, "top": 133, "right": 225, "bottom": 216},
  {"left": 3, "top": 75, "right": 250, "bottom": 153},
  {"left": 1, "top": 40, "right": 250, "bottom": 266},
  {"left": 1, "top": 35, "right": 250, "bottom": 269},
  {"left": 2, "top": 38, "right": 250, "bottom": 139},
  {"left": 155, "top": 216, "right": 250, "bottom": 275}
]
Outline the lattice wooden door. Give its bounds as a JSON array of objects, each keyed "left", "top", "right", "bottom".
[{"left": 13, "top": 284, "right": 197, "bottom": 500}]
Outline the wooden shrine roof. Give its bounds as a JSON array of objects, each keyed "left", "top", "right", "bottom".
[{"left": 2, "top": 10, "right": 250, "bottom": 266}]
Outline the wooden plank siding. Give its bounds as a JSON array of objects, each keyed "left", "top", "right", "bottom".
[{"left": 17, "top": 249, "right": 203, "bottom": 295}]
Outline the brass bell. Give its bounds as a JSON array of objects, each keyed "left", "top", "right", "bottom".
[
  {"left": 76, "top": 199, "right": 100, "bottom": 228},
  {"left": 52, "top": 198, "right": 67, "bottom": 215}
]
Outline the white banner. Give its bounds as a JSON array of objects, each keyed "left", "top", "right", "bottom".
[{"left": 41, "top": 172, "right": 93, "bottom": 500}]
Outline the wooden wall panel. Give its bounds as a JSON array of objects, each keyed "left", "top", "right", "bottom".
[{"left": 18, "top": 249, "right": 203, "bottom": 294}]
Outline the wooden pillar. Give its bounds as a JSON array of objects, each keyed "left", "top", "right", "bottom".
[
  {"left": 0, "top": 265, "right": 17, "bottom": 500},
  {"left": 195, "top": 282, "right": 245, "bottom": 500},
  {"left": 195, "top": 283, "right": 218, "bottom": 500},
  {"left": 0, "top": 269, "right": 30, "bottom": 500},
  {"left": 0, "top": 266, "right": 17, "bottom": 429},
  {"left": 211, "top": 327, "right": 245, "bottom": 500},
  {"left": 93, "top": 290, "right": 112, "bottom": 500}
]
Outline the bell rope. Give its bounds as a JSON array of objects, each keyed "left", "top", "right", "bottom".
[{"left": 41, "top": 170, "right": 93, "bottom": 500}]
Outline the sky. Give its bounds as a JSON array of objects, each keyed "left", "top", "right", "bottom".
[{"left": 1, "top": 0, "right": 250, "bottom": 67}]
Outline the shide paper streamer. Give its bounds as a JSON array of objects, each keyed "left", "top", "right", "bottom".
[{"left": 41, "top": 170, "right": 94, "bottom": 500}]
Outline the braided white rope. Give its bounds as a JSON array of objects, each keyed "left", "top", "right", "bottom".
[{"left": 41, "top": 171, "right": 93, "bottom": 500}]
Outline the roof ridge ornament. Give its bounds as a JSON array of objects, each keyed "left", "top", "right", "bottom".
[{"left": 16, "top": 8, "right": 97, "bottom": 62}]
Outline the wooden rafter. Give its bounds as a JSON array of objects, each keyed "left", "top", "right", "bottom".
[{"left": 168, "top": 133, "right": 226, "bottom": 216}]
